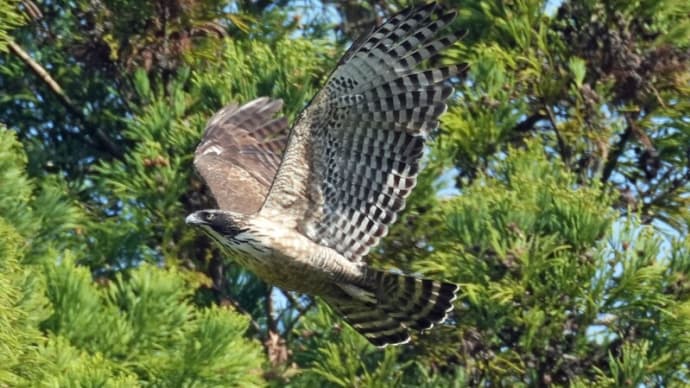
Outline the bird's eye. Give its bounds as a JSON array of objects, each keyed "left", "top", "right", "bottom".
[{"left": 205, "top": 213, "right": 215, "bottom": 221}]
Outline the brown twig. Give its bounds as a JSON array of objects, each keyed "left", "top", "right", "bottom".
[
  {"left": 265, "top": 285, "right": 277, "bottom": 334},
  {"left": 544, "top": 104, "right": 570, "bottom": 163},
  {"left": 227, "top": 296, "right": 263, "bottom": 335},
  {"left": 601, "top": 124, "right": 633, "bottom": 183},
  {"left": 8, "top": 40, "right": 73, "bottom": 107},
  {"left": 641, "top": 169, "right": 690, "bottom": 216},
  {"left": 7, "top": 39, "right": 123, "bottom": 157},
  {"left": 280, "top": 289, "right": 316, "bottom": 337},
  {"left": 208, "top": 256, "right": 263, "bottom": 335},
  {"left": 511, "top": 112, "right": 547, "bottom": 134},
  {"left": 280, "top": 289, "right": 309, "bottom": 313}
]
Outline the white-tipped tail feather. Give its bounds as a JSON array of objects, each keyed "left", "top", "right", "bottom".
[{"left": 328, "top": 269, "right": 459, "bottom": 347}]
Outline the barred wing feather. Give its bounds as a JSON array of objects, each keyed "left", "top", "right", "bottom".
[
  {"left": 194, "top": 97, "right": 288, "bottom": 214},
  {"left": 261, "top": 3, "right": 464, "bottom": 261}
]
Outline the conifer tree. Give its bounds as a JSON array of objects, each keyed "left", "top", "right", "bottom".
[{"left": 1, "top": 0, "right": 689, "bottom": 386}]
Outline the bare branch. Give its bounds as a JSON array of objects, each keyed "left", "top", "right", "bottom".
[
  {"left": 7, "top": 39, "right": 123, "bottom": 158},
  {"left": 265, "top": 285, "right": 277, "bottom": 334},
  {"left": 283, "top": 299, "right": 316, "bottom": 338},
  {"left": 511, "top": 112, "right": 547, "bottom": 134},
  {"left": 226, "top": 295, "right": 263, "bottom": 335},
  {"left": 641, "top": 168, "right": 690, "bottom": 217},
  {"left": 280, "top": 289, "right": 310, "bottom": 314},
  {"left": 601, "top": 124, "right": 633, "bottom": 183},
  {"left": 544, "top": 105, "right": 570, "bottom": 163},
  {"left": 8, "top": 40, "right": 73, "bottom": 106},
  {"left": 208, "top": 257, "right": 263, "bottom": 335}
]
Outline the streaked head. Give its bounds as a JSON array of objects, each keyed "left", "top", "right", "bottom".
[{"left": 185, "top": 209, "right": 252, "bottom": 249}]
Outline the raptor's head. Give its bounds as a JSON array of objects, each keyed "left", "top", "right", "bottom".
[{"left": 185, "top": 209, "right": 253, "bottom": 250}]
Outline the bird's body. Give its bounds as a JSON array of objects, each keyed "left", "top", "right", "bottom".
[
  {"left": 188, "top": 210, "right": 363, "bottom": 296},
  {"left": 187, "top": 2, "right": 464, "bottom": 347}
]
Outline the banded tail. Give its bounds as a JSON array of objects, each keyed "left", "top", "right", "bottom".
[{"left": 327, "top": 269, "right": 459, "bottom": 347}]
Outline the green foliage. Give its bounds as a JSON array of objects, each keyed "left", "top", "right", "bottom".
[
  {"left": 1, "top": 0, "right": 689, "bottom": 386},
  {"left": 32, "top": 336, "right": 139, "bottom": 387},
  {"left": 41, "top": 257, "right": 266, "bottom": 386},
  {"left": 0, "top": 125, "right": 32, "bottom": 232},
  {"left": 0, "top": 218, "right": 51, "bottom": 386},
  {"left": 0, "top": 0, "right": 24, "bottom": 52},
  {"left": 0, "top": 128, "right": 265, "bottom": 386},
  {"left": 290, "top": 303, "right": 410, "bottom": 387},
  {"left": 290, "top": 295, "right": 466, "bottom": 387}
]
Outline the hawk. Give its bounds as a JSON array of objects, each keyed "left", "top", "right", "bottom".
[{"left": 186, "top": 2, "right": 463, "bottom": 347}]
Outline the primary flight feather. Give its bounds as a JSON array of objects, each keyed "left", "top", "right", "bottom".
[{"left": 187, "top": 2, "right": 463, "bottom": 347}]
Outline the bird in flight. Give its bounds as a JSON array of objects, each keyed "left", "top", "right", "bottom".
[{"left": 187, "top": 2, "right": 463, "bottom": 347}]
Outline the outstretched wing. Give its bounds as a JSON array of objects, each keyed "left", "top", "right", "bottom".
[
  {"left": 260, "top": 3, "right": 464, "bottom": 260},
  {"left": 194, "top": 97, "right": 288, "bottom": 214}
]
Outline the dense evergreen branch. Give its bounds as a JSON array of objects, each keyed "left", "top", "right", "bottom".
[{"left": 2, "top": 0, "right": 689, "bottom": 385}]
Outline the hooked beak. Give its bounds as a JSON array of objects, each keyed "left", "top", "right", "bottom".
[{"left": 185, "top": 212, "right": 205, "bottom": 225}]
